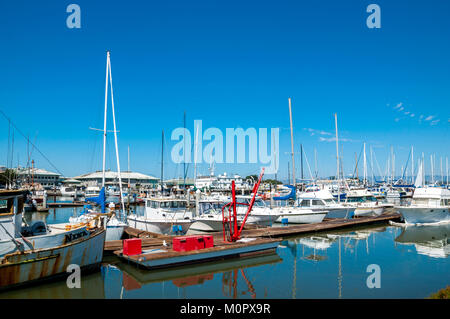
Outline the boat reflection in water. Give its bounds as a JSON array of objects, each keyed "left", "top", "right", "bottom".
[
  {"left": 112, "top": 252, "right": 282, "bottom": 298},
  {"left": 395, "top": 223, "right": 450, "bottom": 258}
]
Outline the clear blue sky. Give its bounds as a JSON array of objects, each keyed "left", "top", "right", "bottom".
[{"left": 0, "top": 0, "right": 449, "bottom": 181}]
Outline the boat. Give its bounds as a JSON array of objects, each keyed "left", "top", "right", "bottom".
[
  {"left": 296, "top": 189, "right": 355, "bottom": 219},
  {"left": 127, "top": 197, "right": 194, "bottom": 234},
  {"left": 68, "top": 51, "right": 129, "bottom": 241},
  {"left": 396, "top": 159, "right": 450, "bottom": 224},
  {"left": 343, "top": 188, "right": 390, "bottom": 217},
  {"left": 235, "top": 195, "right": 280, "bottom": 226},
  {"left": 0, "top": 189, "right": 106, "bottom": 290},
  {"left": 396, "top": 187, "right": 450, "bottom": 224},
  {"left": 60, "top": 185, "right": 79, "bottom": 197},
  {"left": 189, "top": 199, "right": 225, "bottom": 232},
  {"left": 275, "top": 206, "right": 328, "bottom": 224}
]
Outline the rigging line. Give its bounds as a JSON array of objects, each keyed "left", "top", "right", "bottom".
[
  {"left": 351, "top": 144, "right": 364, "bottom": 179},
  {"left": 0, "top": 109, "right": 64, "bottom": 176}
]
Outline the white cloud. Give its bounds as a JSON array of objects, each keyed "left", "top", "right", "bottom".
[
  {"left": 304, "top": 128, "right": 333, "bottom": 136},
  {"left": 410, "top": 113, "right": 415, "bottom": 117},
  {"left": 430, "top": 119, "right": 440, "bottom": 126},
  {"left": 319, "top": 136, "right": 357, "bottom": 143},
  {"left": 425, "top": 115, "right": 434, "bottom": 121},
  {"left": 393, "top": 103, "right": 403, "bottom": 109}
]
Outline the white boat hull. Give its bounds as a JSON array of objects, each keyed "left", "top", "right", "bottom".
[
  {"left": 127, "top": 216, "right": 193, "bottom": 235},
  {"left": 396, "top": 207, "right": 450, "bottom": 224},
  {"left": 275, "top": 209, "right": 327, "bottom": 224},
  {"left": 353, "top": 206, "right": 384, "bottom": 217}
]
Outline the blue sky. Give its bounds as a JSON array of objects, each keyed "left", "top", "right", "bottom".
[{"left": 0, "top": 0, "right": 449, "bottom": 180}]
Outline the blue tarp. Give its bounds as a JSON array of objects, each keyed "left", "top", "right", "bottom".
[
  {"left": 85, "top": 187, "right": 106, "bottom": 214},
  {"left": 273, "top": 185, "right": 296, "bottom": 200}
]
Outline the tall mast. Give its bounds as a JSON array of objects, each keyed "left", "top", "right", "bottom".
[
  {"left": 430, "top": 154, "right": 434, "bottom": 184},
  {"left": 300, "top": 144, "right": 304, "bottom": 182},
  {"left": 411, "top": 146, "right": 414, "bottom": 184},
  {"left": 363, "top": 142, "right": 367, "bottom": 186},
  {"left": 161, "top": 130, "right": 164, "bottom": 194},
  {"left": 440, "top": 157, "right": 443, "bottom": 185},
  {"left": 102, "top": 51, "right": 110, "bottom": 188},
  {"left": 288, "top": 98, "right": 296, "bottom": 186},
  {"left": 107, "top": 52, "right": 126, "bottom": 215},
  {"left": 334, "top": 113, "right": 340, "bottom": 202},
  {"left": 183, "top": 111, "right": 186, "bottom": 189},
  {"left": 193, "top": 124, "right": 199, "bottom": 187}
]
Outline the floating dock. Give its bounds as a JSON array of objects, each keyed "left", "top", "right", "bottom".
[{"left": 114, "top": 237, "right": 281, "bottom": 269}]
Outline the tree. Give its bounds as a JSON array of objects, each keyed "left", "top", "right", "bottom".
[{"left": 0, "top": 169, "right": 17, "bottom": 187}]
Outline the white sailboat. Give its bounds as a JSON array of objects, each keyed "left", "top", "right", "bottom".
[{"left": 70, "top": 51, "right": 127, "bottom": 241}]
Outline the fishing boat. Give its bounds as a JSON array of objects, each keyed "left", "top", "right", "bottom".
[
  {"left": 0, "top": 189, "right": 106, "bottom": 290},
  {"left": 127, "top": 197, "right": 194, "bottom": 234},
  {"left": 189, "top": 199, "right": 225, "bottom": 232}
]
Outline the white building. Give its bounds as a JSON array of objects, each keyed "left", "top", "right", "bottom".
[
  {"left": 16, "top": 168, "right": 61, "bottom": 189},
  {"left": 73, "top": 170, "right": 159, "bottom": 188}
]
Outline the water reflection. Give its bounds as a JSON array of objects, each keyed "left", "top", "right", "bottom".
[
  {"left": 395, "top": 223, "right": 450, "bottom": 258},
  {"left": 110, "top": 252, "right": 281, "bottom": 299}
]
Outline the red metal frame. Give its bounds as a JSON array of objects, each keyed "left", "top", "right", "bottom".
[{"left": 222, "top": 168, "right": 265, "bottom": 242}]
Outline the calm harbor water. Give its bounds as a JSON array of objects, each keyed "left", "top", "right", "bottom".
[{"left": 1, "top": 201, "right": 449, "bottom": 299}]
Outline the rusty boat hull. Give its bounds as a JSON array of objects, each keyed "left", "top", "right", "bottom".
[{"left": 0, "top": 228, "right": 106, "bottom": 290}]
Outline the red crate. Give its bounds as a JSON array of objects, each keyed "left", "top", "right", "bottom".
[
  {"left": 203, "top": 235, "right": 214, "bottom": 248},
  {"left": 173, "top": 235, "right": 205, "bottom": 252},
  {"left": 123, "top": 238, "right": 142, "bottom": 256}
]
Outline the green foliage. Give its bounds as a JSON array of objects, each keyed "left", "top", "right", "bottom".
[
  {"left": 428, "top": 286, "right": 450, "bottom": 299},
  {"left": 0, "top": 169, "right": 17, "bottom": 185},
  {"left": 263, "top": 179, "right": 282, "bottom": 185}
]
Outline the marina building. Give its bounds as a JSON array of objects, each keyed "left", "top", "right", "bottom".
[{"left": 72, "top": 170, "right": 159, "bottom": 188}]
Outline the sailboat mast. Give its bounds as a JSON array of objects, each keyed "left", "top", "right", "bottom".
[
  {"left": 411, "top": 146, "right": 414, "bottom": 184},
  {"left": 183, "top": 111, "right": 186, "bottom": 189},
  {"left": 363, "top": 142, "right": 367, "bottom": 185},
  {"left": 107, "top": 52, "right": 126, "bottom": 215},
  {"left": 288, "top": 98, "right": 296, "bottom": 186},
  {"left": 161, "top": 130, "right": 164, "bottom": 194},
  {"left": 334, "top": 113, "right": 340, "bottom": 203},
  {"left": 102, "top": 51, "right": 110, "bottom": 188}
]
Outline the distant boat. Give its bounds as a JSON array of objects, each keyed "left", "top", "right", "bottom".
[
  {"left": 343, "top": 188, "right": 391, "bottom": 217},
  {"left": 296, "top": 189, "right": 355, "bottom": 219},
  {"left": 0, "top": 189, "right": 106, "bottom": 290}
]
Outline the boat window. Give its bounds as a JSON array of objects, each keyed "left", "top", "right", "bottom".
[
  {"left": 178, "top": 201, "right": 187, "bottom": 208},
  {"left": 300, "top": 200, "right": 311, "bottom": 207},
  {"left": 151, "top": 201, "right": 158, "bottom": 209},
  {"left": 160, "top": 201, "right": 170, "bottom": 208},
  {"left": 412, "top": 198, "right": 429, "bottom": 205},
  {"left": 311, "top": 200, "right": 322, "bottom": 206},
  {"left": 440, "top": 199, "right": 449, "bottom": 206},
  {"left": 324, "top": 199, "right": 335, "bottom": 205},
  {"left": 146, "top": 200, "right": 152, "bottom": 208},
  {"left": 170, "top": 201, "right": 178, "bottom": 208}
]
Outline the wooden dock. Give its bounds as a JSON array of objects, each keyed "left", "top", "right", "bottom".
[
  {"left": 47, "top": 202, "right": 85, "bottom": 208},
  {"left": 114, "top": 237, "right": 281, "bottom": 269},
  {"left": 240, "top": 212, "right": 402, "bottom": 238}
]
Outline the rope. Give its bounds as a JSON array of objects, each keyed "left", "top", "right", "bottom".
[{"left": 0, "top": 109, "right": 64, "bottom": 176}]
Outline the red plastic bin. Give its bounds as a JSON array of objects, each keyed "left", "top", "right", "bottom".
[
  {"left": 173, "top": 235, "right": 205, "bottom": 252},
  {"left": 123, "top": 238, "right": 142, "bottom": 256},
  {"left": 203, "top": 235, "right": 214, "bottom": 248}
]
